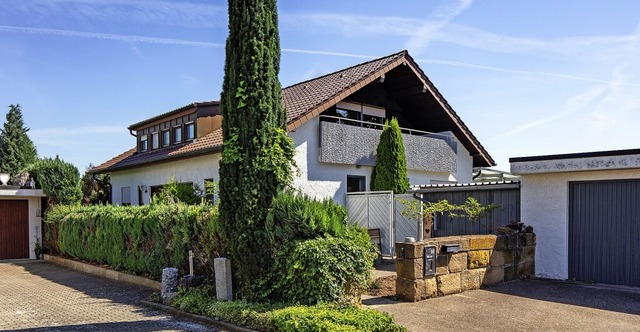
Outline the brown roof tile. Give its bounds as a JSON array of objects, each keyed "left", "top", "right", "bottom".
[{"left": 93, "top": 50, "right": 494, "bottom": 173}]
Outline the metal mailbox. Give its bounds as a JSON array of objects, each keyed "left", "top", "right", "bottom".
[
  {"left": 423, "top": 245, "right": 436, "bottom": 276},
  {"left": 442, "top": 244, "right": 460, "bottom": 253}
]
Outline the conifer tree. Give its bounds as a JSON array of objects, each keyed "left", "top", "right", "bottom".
[
  {"left": 371, "top": 118, "right": 410, "bottom": 194},
  {"left": 218, "top": 0, "right": 295, "bottom": 296},
  {"left": 0, "top": 104, "right": 38, "bottom": 177}
]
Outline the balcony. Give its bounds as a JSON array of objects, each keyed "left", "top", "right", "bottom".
[{"left": 318, "top": 116, "right": 457, "bottom": 173}]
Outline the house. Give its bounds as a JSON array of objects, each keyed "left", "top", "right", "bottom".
[
  {"left": 511, "top": 148, "right": 640, "bottom": 287},
  {"left": 92, "top": 50, "right": 494, "bottom": 206}
]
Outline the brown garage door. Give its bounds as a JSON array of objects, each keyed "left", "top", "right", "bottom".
[{"left": 0, "top": 200, "right": 29, "bottom": 260}]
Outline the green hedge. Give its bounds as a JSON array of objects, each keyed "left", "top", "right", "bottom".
[
  {"left": 172, "top": 286, "right": 406, "bottom": 332},
  {"left": 45, "top": 203, "right": 221, "bottom": 279}
]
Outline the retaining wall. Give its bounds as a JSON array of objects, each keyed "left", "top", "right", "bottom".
[{"left": 395, "top": 233, "right": 535, "bottom": 301}]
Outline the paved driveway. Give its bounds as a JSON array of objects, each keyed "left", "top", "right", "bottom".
[
  {"left": 365, "top": 278, "right": 640, "bottom": 332},
  {"left": 0, "top": 260, "right": 220, "bottom": 331}
]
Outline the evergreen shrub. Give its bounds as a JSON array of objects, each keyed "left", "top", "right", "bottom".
[{"left": 45, "top": 202, "right": 220, "bottom": 279}]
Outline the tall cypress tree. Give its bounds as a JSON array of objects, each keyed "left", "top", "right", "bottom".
[
  {"left": 218, "top": 0, "right": 295, "bottom": 297},
  {"left": 0, "top": 104, "right": 38, "bottom": 177},
  {"left": 371, "top": 117, "right": 410, "bottom": 194}
]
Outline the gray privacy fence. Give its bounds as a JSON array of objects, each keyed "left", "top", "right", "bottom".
[
  {"left": 346, "top": 182, "right": 520, "bottom": 256},
  {"left": 346, "top": 191, "right": 394, "bottom": 256}
]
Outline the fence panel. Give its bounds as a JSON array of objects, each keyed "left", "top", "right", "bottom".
[
  {"left": 346, "top": 191, "right": 394, "bottom": 256},
  {"left": 413, "top": 183, "right": 520, "bottom": 237}
]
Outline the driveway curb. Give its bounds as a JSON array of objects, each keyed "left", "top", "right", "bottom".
[
  {"left": 44, "top": 254, "right": 161, "bottom": 290},
  {"left": 140, "top": 300, "right": 260, "bottom": 332}
]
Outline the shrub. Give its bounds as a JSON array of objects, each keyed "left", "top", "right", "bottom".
[
  {"left": 45, "top": 202, "right": 221, "bottom": 279},
  {"left": 172, "top": 287, "right": 406, "bottom": 332},
  {"left": 272, "top": 305, "right": 406, "bottom": 332},
  {"left": 29, "top": 156, "right": 82, "bottom": 205},
  {"left": 265, "top": 190, "right": 348, "bottom": 255},
  {"left": 263, "top": 229, "right": 377, "bottom": 305},
  {"left": 370, "top": 118, "right": 409, "bottom": 194}
]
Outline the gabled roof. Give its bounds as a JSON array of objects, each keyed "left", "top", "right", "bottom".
[{"left": 93, "top": 50, "right": 494, "bottom": 173}]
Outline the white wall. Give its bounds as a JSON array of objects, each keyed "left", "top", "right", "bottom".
[
  {"left": 290, "top": 117, "right": 474, "bottom": 204},
  {"left": 110, "top": 118, "right": 476, "bottom": 206},
  {"left": 519, "top": 169, "right": 640, "bottom": 280},
  {"left": 111, "top": 154, "right": 220, "bottom": 205}
]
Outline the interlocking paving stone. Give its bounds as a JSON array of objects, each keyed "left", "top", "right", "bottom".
[{"left": 0, "top": 260, "right": 221, "bottom": 331}]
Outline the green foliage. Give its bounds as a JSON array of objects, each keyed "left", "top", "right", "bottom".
[
  {"left": 264, "top": 190, "right": 348, "bottom": 254},
  {"left": 263, "top": 230, "right": 377, "bottom": 305},
  {"left": 272, "top": 305, "right": 406, "bottom": 332},
  {"left": 29, "top": 156, "right": 82, "bottom": 205},
  {"left": 81, "top": 164, "right": 110, "bottom": 205},
  {"left": 172, "top": 287, "right": 406, "bottom": 332},
  {"left": 219, "top": 0, "right": 296, "bottom": 297},
  {"left": 371, "top": 118, "right": 409, "bottom": 194},
  {"left": 399, "top": 197, "right": 499, "bottom": 223},
  {"left": 0, "top": 104, "right": 37, "bottom": 177},
  {"left": 45, "top": 202, "right": 221, "bottom": 279},
  {"left": 152, "top": 177, "right": 203, "bottom": 205}
]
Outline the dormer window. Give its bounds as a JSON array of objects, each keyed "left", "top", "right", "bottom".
[
  {"left": 174, "top": 127, "right": 182, "bottom": 144},
  {"left": 162, "top": 130, "right": 170, "bottom": 147},
  {"left": 140, "top": 135, "right": 148, "bottom": 152},
  {"left": 151, "top": 132, "right": 159, "bottom": 149},
  {"left": 185, "top": 122, "right": 195, "bottom": 141}
]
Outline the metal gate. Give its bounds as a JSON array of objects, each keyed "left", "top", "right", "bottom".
[
  {"left": 569, "top": 180, "right": 640, "bottom": 287},
  {"left": 0, "top": 200, "right": 29, "bottom": 260},
  {"left": 346, "top": 191, "right": 394, "bottom": 256}
]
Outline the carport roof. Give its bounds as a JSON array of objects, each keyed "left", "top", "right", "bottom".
[{"left": 510, "top": 148, "right": 640, "bottom": 174}]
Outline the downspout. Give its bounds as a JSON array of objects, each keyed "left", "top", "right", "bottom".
[
  {"left": 129, "top": 129, "right": 137, "bottom": 137},
  {"left": 472, "top": 167, "right": 482, "bottom": 180}
]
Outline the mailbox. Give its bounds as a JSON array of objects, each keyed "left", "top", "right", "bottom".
[
  {"left": 442, "top": 244, "right": 460, "bottom": 253},
  {"left": 423, "top": 245, "right": 436, "bottom": 276}
]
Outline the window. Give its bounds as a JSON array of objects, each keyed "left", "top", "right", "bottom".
[
  {"left": 173, "top": 127, "right": 182, "bottom": 144},
  {"left": 121, "top": 187, "right": 131, "bottom": 206},
  {"left": 346, "top": 176, "right": 366, "bottom": 192},
  {"left": 185, "top": 123, "right": 195, "bottom": 141},
  {"left": 151, "top": 132, "right": 159, "bottom": 149},
  {"left": 139, "top": 135, "right": 148, "bottom": 152},
  {"left": 335, "top": 108, "right": 360, "bottom": 126},
  {"left": 162, "top": 130, "right": 170, "bottom": 147}
]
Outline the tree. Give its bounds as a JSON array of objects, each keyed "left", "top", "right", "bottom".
[
  {"left": 0, "top": 104, "right": 37, "bottom": 177},
  {"left": 81, "top": 164, "right": 110, "bottom": 205},
  {"left": 218, "top": 0, "right": 296, "bottom": 296},
  {"left": 371, "top": 118, "right": 410, "bottom": 194},
  {"left": 29, "top": 156, "right": 82, "bottom": 205}
]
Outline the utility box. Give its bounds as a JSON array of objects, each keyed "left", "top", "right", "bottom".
[{"left": 424, "top": 245, "right": 436, "bottom": 276}]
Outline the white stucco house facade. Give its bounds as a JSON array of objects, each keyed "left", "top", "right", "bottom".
[
  {"left": 93, "top": 50, "right": 494, "bottom": 206},
  {"left": 511, "top": 149, "right": 640, "bottom": 287}
]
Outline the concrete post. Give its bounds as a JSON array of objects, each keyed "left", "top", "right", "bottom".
[{"left": 214, "top": 257, "right": 233, "bottom": 301}]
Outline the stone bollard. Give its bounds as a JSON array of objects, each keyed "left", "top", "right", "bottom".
[
  {"left": 214, "top": 257, "right": 232, "bottom": 301},
  {"left": 161, "top": 267, "right": 179, "bottom": 305}
]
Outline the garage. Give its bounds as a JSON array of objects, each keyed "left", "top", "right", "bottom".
[
  {"left": 0, "top": 187, "right": 45, "bottom": 260},
  {"left": 0, "top": 200, "right": 29, "bottom": 260},
  {"left": 511, "top": 148, "right": 640, "bottom": 287},
  {"left": 569, "top": 180, "right": 640, "bottom": 286}
]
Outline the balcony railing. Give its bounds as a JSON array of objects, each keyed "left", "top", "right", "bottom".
[{"left": 318, "top": 116, "right": 457, "bottom": 173}]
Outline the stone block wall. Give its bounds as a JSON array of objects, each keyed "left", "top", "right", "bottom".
[{"left": 395, "top": 233, "right": 536, "bottom": 301}]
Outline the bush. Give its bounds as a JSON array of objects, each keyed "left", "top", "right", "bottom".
[
  {"left": 265, "top": 190, "right": 348, "bottom": 254},
  {"left": 45, "top": 202, "right": 221, "bottom": 279},
  {"left": 272, "top": 305, "right": 406, "bottom": 332},
  {"left": 263, "top": 229, "right": 377, "bottom": 305},
  {"left": 29, "top": 156, "right": 82, "bottom": 205},
  {"left": 172, "top": 287, "right": 406, "bottom": 332}
]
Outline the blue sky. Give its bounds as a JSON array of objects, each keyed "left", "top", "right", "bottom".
[{"left": 1, "top": 0, "right": 639, "bottom": 172}]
